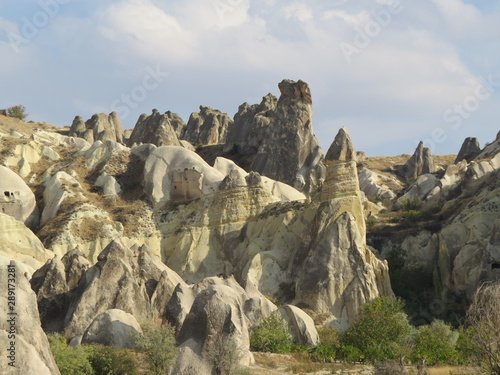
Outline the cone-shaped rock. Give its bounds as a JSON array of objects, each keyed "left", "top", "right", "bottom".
[
  {"left": 401, "top": 141, "right": 436, "bottom": 180},
  {"left": 455, "top": 137, "right": 480, "bottom": 163},
  {"left": 325, "top": 127, "right": 357, "bottom": 162}
]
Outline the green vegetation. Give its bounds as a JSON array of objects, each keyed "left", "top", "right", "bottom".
[
  {"left": 6, "top": 104, "right": 28, "bottom": 121},
  {"left": 412, "top": 320, "right": 458, "bottom": 366},
  {"left": 84, "top": 345, "right": 138, "bottom": 375},
  {"left": 250, "top": 312, "right": 293, "bottom": 353},
  {"left": 48, "top": 334, "right": 93, "bottom": 375},
  {"left": 133, "top": 324, "right": 177, "bottom": 375}
]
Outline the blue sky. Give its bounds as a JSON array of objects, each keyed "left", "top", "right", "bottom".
[{"left": 1, "top": 0, "right": 499, "bottom": 156}]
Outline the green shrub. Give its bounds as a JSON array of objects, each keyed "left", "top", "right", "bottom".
[
  {"left": 317, "top": 325, "right": 339, "bottom": 347},
  {"left": 133, "top": 324, "right": 177, "bottom": 375},
  {"left": 48, "top": 333, "right": 93, "bottom": 375},
  {"left": 250, "top": 312, "right": 293, "bottom": 353},
  {"left": 309, "top": 344, "right": 336, "bottom": 363},
  {"left": 84, "top": 345, "right": 138, "bottom": 375},
  {"left": 335, "top": 345, "right": 362, "bottom": 364},
  {"left": 412, "top": 320, "right": 458, "bottom": 366},
  {"left": 341, "top": 297, "right": 412, "bottom": 363},
  {"left": 6, "top": 105, "right": 28, "bottom": 121},
  {"left": 401, "top": 197, "right": 423, "bottom": 212}
]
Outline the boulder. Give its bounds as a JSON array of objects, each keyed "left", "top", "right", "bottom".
[
  {"left": 279, "top": 305, "right": 320, "bottom": 347},
  {"left": 398, "top": 174, "right": 439, "bottom": 202},
  {"left": 182, "top": 105, "right": 233, "bottom": 146},
  {"left": 0, "top": 165, "right": 39, "bottom": 228},
  {"left": 176, "top": 284, "right": 252, "bottom": 373},
  {"left": 127, "top": 109, "right": 183, "bottom": 147},
  {"left": 41, "top": 171, "right": 83, "bottom": 225},
  {"left": 401, "top": 141, "right": 437, "bottom": 181},
  {"left": 358, "top": 167, "right": 396, "bottom": 201},
  {"left": 0, "top": 261, "right": 61, "bottom": 375},
  {"left": 224, "top": 80, "right": 325, "bottom": 193},
  {"left": 455, "top": 137, "right": 480, "bottom": 163},
  {"left": 82, "top": 309, "right": 142, "bottom": 349}
]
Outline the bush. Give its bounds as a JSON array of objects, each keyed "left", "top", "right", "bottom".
[
  {"left": 6, "top": 104, "right": 28, "bottom": 121},
  {"left": 133, "top": 324, "right": 177, "bottom": 375},
  {"left": 317, "top": 325, "right": 339, "bottom": 347},
  {"left": 335, "top": 345, "right": 362, "bottom": 364},
  {"left": 412, "top": 320, "right": 458, "bottom": 366},
  {"left": 341, "top": 297, "right": 412, "bottom": 363},
  {"left": 250, "top": 312, "right": 293, "bottom": 353},
  {"left": 374, "top": 360, "right": 407, "bottom": 375},
  {"left": 401, "top": 197, "right": 423, "bottom": 212},
  {"left": 309, "top": 344, "right": 336, "bottom": 363},
  {"left": 84, "top": 345, "right": 138, "bottom": 375},
  {"left": 48, "top": 333, "right": 93, "bottom": 375}
]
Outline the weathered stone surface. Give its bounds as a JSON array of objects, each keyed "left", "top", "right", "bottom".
[
  {"left": 127, "top": 110, "right": 183, "bottom": 147},
  {"left": 224, "top": 80, "right": 325, "bottom": 193},
  {"left": 325, "top": 127, "right": 356, "bottom": 162},
  {"left": 182, "top": 106, "right": 232, "bottom": 146},
  {"left": 294, "top": 208, "right": 392, "bottom": 330},
  {"left": 0, "top": 261, "right": 61, "bottom": 375},
  {"left": 401, "top": 141, "right": 437, "bottom": 181},
  {"left": 0, "top": 213, "right": 51, "bottom": 273},
  {"left": 279, "top": 305, "right": 320, "bottom": 347},
  {"left": 41, "top": 171, "right": 83, "bottom": 225},
  {"left": 398, "top": 174, "right": 439, "bottom": 202},
  {"left": 82, "top": 309, "right": 142, "bottom": 349},
  {"left": 358, "top": 167, "right": 397, "bottom": 201},
  {"left": 70, "top": 112, "right": 124, "bottom": 144},
  {"left": 175, "top": 285, "right": 252, "bottom": 373},
  {"left": 455, "top": 137, "right": 480, "bottom": 163},
  {"left": 62, "top": 240, "right": 185, "bottom": 338},
  {"left": 0, "top": 165, "right": 39, "bottom": 227}
]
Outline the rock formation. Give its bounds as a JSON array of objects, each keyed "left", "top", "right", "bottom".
[
  {"left": 0, "top": 261, "right": 61, "bottom": 375},
  {"left": 224, "top": 80, "right": 325, "bottom": 193},
  {"left": 81, "top": 309, "right": 142, "bottom": 349},
  {"left": 0, "top": 165, "right": 39, "bottom": 228},
  {"left": 127, "top": 110, "right": 183, "bottom": 147},
  {"left": 182, "top": 105, "right": 233, "bottom": 146},
  {"left": 401, "top": 141, "right": 437, "bottom": 181},
  {"left": 69, "top": 112, "right": 124, "bottom": 144},
  {"left": 279, "top": 305, "right": 320, "bottom": 347},
  {"left": 455, "top": 137, "right": 480, "bottom": 163}
]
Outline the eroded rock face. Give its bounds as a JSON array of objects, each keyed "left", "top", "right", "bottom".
[
  {"left": 182, "top": 106, "right": 233, "bottom": 146},
  {"left": 127, "top": 110, "right": 183, "bottom": 147},
  {"left": 81, "top": 309, "right": 142, "bottom": 349},
  {"left": 69, "top": 112, "right": 124, "bottom": 144},
  {"left": 455, "top": 137, "right": 480, "bottom": 163},
  {"left": 175, "top": 285, "right": 252, "bottom": 374},
  {"left": 224, "top": 80, "right": 325, "bottom": 193},
  {"left": 279, "top": 305, "right": 319, "bottom": 347},
  {"left": 401, "top": 141, "right": 437, "bottom": 181},
  {"left": 0, "top": 261, "right": 61, "bottom": 375},
  {"left": 294, "top": 209, "right": 391, "bottom": 330},
  {"left": 0, "top": 165, "right": 39, "bottom": 228}
]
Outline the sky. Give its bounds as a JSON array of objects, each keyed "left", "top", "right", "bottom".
[{"left": 0, "top": 0, "right": 499, "bottom": 156}]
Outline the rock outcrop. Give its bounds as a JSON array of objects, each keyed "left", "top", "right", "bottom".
[
  {"left": 0, "top": 261, "right": 61, "bottom": 375},
  {"left": 455, "top": 137, "right": 480, "bottom": 163},
  {"left": 81, "top": 309, "right": 142, "bottom": 349},
  {"left": 401, "top": 141, "right": 437, "bottom": 181},
  {"left": 224, "top": 80, "right": 325, "bottom": 193},
  {"left": 279, "top": 305, "right": 320, "bottom": 347},
  {"left": 69, "top": 112, "right": 124, "bottom": 144},
  {"left": 182, "top": 106, "right": 232, "bottom": 146},
  {"left": 127, "top": 110, "right": 183, "bottom": 147},
  {"left": 0, "top": 165, "right": 39, "bottom": 228}
]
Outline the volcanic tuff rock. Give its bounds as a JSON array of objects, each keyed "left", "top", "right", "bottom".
[
  {"left": 182, "top": 105, "right": 233, "bottom": 146},
  {"left": 127, "top": 109, "right": 183, "bottom": 147},
  {"left": 455, "top": 137, "right": 480, "bottom": 163},
  {"left": 69, "top": 112, "right": 124, "bottom": 144},
  {"left": 0, "top": 261, "right": 61, "bottom": 375},
  {"left": 224, "top": 80, "right": 325, "bottom": 193},
  {"left": 279, "top": 305, "right": 320, "bottom": 347},
  {"left": 401, "top": 141, "right": 437, "bottom": 181},
  {"left": 81, "top": 309, "right": 142, "bottom": 349},
  {"left": 0, "top": 165, "right": 39, "bottom": 227}
]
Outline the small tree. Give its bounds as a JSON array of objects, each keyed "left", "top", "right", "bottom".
[
  {"left": 412, "top": 320, "right": 458, "bottom": 367},
  {"left": 133, "top": 324, "right": 178, "bottom": 375},
  {"left": 250, "top": 312, "right": 293, "bottom": 353},
  {"left": 341, "top": 297, "right": 412, "bottom": 363},
  {"left": 6, "top": 105, "right": 28, "bottom": 121},
  {"left": 465, "top": 282, "right": 500, "bottom": 374},
  {"left": 48, "top": 333, "right": 93, "bottom": 375}
]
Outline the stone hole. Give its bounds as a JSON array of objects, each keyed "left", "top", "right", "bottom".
[{"left": 492, "top": 263, "right": 500, "bottom": 270}]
